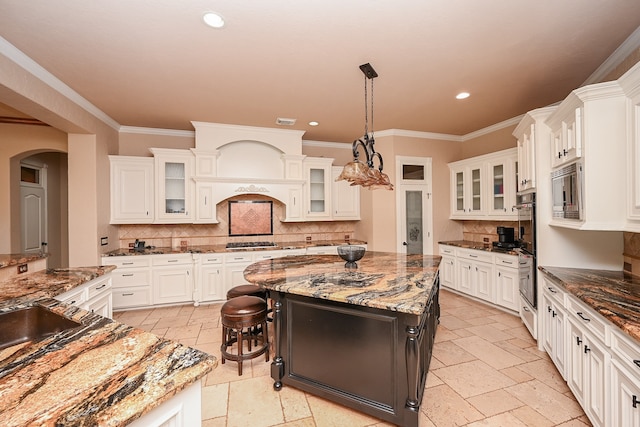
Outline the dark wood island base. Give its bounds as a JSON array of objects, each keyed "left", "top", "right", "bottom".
[{"left": 243, "top": 251, "right": 441, "bottom": 427}]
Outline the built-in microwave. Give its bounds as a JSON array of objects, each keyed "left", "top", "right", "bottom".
[{"left": 551, "top": 162, "right": 583, "bottom": 220}]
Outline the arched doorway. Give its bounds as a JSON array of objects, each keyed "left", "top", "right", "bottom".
[{"left": 12, "top": 151, "right": 68, "bottom": 268}]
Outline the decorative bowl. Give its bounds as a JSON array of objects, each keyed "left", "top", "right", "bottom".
[{"left": 337, "top": 245, "right": 366, "bottom": 269}]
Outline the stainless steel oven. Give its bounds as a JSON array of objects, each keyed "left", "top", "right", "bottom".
[{"left": 516, "top": 192, "right": 536, "bottom": 308}]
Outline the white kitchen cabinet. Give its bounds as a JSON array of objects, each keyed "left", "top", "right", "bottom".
[
  {"left": 109, "top": 156, "right": 154, "bottom": 224},
  {"left": 150, "top": 148, "right": 195, "bottom": 223},
  {"left": 486, "top": 155, "right": 518, "bottom": 220},
  {"left": 127, "top": 379, "right": 203, "bottom": 427},
  {"left": 438, "top": 245, "right": 456, "bottom": 290},
  {"left": 449, "top": 162, "right": 484, "bottom": 219},
  {"left": 331, "top": 166, "right": 360, "bottom": 220},
  {"left": 455, "top": 248, "right": 493, "bottom": 303},
  {"left": 549, "top": 106, "right": 582, "bottom": 169},
  {"left": 619, "top": 61, "right": 640, "bottom": 229},
  {"left": 194, "top": 181, "right": 218, "bottom": 223},
  {"left": 494, "top": 254, "right": 520, "bottom": 312},
  {"left": 105, "top": 256, "right": 152, "bottom": 310},
  {"left": 303, "top": 158, "right": 333, "bottom": 219},
  {"left": 567, "top": 315, "right": 609, "bottom": 427},
  {"left": 610, "top": 328, "right": 640, "bottom": 427},
  {"left": 448, "top": 148, "right": 517, "bottom": 220},
  {"left": 541, "top": 278, "right": 567, "bottom": 379},
  {"left": 197, "top": 254, "right": 224, "bottom": 302},
  {"left": 285, "top": 186, "right": 304, "bottom": 221},
  {"left": 56, "top": 274, "right": 113, "bottom": 319},
  {"left": 545, "top": 81, "right": 627, "bottom": 230},
  {"left": 151, "top": 254, "right": 194, "bottom": 305},
  {"left": 223, "top": 253, "right": 254, "bottom": 295},
  {"left": 513, "top": 107, "right": 555, "bottom": 193}
]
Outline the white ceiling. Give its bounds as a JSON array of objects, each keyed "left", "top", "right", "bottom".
[{"left": 1, "top": 1, "right": 640, "bottom": 142}]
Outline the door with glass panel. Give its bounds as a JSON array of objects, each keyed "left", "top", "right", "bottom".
[{"left": 396, "top": 157, "right": 433, "bottom": 255}]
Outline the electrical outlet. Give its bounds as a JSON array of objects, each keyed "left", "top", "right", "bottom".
[
  {"left": 17, "top": 264, "right": 28, "bottom": 274},
  {"left": 180, "top": 240, "right": 188, "bottom": 247},
  {"left": 129, "top": 242, "right": 135, "bottom": 248},
  {"left": 306, "top": 236, "right": 312, "bottom": 242},
  {"left": 344, "top": 234, "right": 350, "bottom": 242},
  {"left": 100, "top": 236, "right": 108, "bottom": 246},
  {"left": 483, "top": 237, "right": 489, "bottom": 243}
]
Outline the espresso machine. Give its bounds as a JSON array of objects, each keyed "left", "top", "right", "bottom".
[{"left": 492, "top": 226, "right": 517, "bottom": 250}]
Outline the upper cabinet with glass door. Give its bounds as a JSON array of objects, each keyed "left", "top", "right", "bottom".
[
  {"left": 150, "top": 148, "right": 194, "bottom": 223},
  {"left": 449, "top": 162, "right": 484, "bottom": 219},
  {"left": 513, "top": 106, "right": 556, "bottom": 193},
  {"left": 303, "top": 158, "right": 333, "bottom": 220},
  {"left": 449, "top": 148, "right": 517, "bottom": 220}
]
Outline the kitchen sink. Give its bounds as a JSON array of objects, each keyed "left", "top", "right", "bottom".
[{"left": 0, "top": 305, "right": 82, "bottom": 350}]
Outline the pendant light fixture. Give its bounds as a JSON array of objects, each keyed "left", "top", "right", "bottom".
[{"left": 336, "top": 63, "right": 393, "bottom": 190}]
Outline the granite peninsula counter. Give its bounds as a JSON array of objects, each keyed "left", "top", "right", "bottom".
[
  {"left": 0, "top": 266, "right": 216, "bottom": 427},
  {"left": 244, "top": 251, "right": 441, "bottom": 427}
]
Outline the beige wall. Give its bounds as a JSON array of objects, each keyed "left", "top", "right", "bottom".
[{"left": 118, "top": 131, "right": 194, "bottom": 156}]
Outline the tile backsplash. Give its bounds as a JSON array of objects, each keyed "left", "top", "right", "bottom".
[
  {"left": 116, "top": 194, "right": 357, "bottom": 249},
  {"left": 623, "top": 232, "right": 640, "bottom": 275},
  {"left": 461, "top": 220, "right": 518, "bottom": 243}
]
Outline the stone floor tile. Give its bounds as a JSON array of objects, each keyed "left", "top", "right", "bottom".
[
  {"left": 466, "top": 411, "right": 530, "bottom": 426},
  {"left": 433, "top": 359, "right": 516, "bottom": 398},
  {"left": 509, "top": 405, "right": 555, "bottom": 427},
  {"left": 201, "top": 383, "right": 228, "bottom": 420},
  {"left": 505, "top": 380, "right": 585, "bottom": 424},
  {"left": 463, "top": 324, "right": 514, "bottom": 342},
  {"left": 439, "top": 315, "right": 473, "bottom": 330},
  {"left": 432, "top": 340, "right": 477, "bottom": 366},
  {"left": 306, "top": 394, "right": 383, "bottom": 427},
  {"left": 515, "top": 359, "right": 571, "bottom": 394},
  {"left": 453, "top": 335, "right": 525, "bottom": 370},
  {"left": 228, "top": 376, "right": 285, "bottom": 427},
  {"left": 421, "top": 383, "right": 485, "bottom": 426},
  {"left": 466, "top": 389, "right": 525, "bottom": 417},
  {"left": 500, "top": 366, "right": 535, "bottom": 384}
]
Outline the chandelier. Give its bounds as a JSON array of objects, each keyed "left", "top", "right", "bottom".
[{"left": 336, "top": 63, "right": 393, "bottom": 190}]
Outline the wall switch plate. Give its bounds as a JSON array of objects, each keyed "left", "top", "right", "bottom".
[
  {"left": 100, "top": 237, "right": 108, "bottom": 246},
  {"left": 17, "top": 264, "right": 28, "bottom": 274}
]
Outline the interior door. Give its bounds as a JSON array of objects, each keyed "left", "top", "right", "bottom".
[
  {"left": 20, "top": 163, "right": 47, "bottom": 255},
  {"left": 396, "top": 156, "right": 433, "bottom": 254}
]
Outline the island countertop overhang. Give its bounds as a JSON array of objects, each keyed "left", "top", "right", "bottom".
[{"left": 243, "top": 251, "right": 441, "bottom": 315}]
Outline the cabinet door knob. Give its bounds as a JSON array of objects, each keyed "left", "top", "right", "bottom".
[
  {"left": 576, "top": 336, "right": 582, "bottom": 346},
  {"left": 633, "top": 395, "right": 639, "bottom": 408}
]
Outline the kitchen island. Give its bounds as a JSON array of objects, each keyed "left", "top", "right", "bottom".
[
  {"left": 0, "top": 267, "right": 216, "bottom": 427},
  {"left": 244, "top": 251, "right": 441, "bottom": 427}
]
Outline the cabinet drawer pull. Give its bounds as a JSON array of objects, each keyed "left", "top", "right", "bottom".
[
  {"left": 122, "top": 293, "right": 134, "bottom": 296},
  {"left": 576, "top": 312, "right": 591, "bottom": 322},
  {"left": 234, "top": 257, "right": 245, "bottom": 260},
  {"left": 547, "top": 287, "right": 557, "bottom": 293},
  {"left": 69, "top": 300, "right": 77, "bottom": 305},
  {"left": 95, "top": 284, "right": 107, "bottom": 290},
  {"left": 522, "top": 306, "right": 529, "bottom": 312},
  {"left": 501, "top": 260, "right": 513, "bottom": 265},
  {"left": 122, "top": 273, "right": 134, "bottom": 277},
  {"left": 123, "top": 262, "right": 134, "bottom": 265},
  {"left": 633, "top": 360, "right": 640, "bottom": 369},
  {"left": 469, "top": 254, "right": 478, "bottom": 258},
  {"left": 167, "top": 259, "right": 178, "bottom": 263}
]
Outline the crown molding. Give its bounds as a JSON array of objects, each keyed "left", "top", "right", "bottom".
[
  {"left": 584, "top": 25, "right": 640, "bottom": 85},
  {"left": 302, "top": 140, "right": 351, "bottom": 149},
  {"left": 0, "top": 36, "right": 120, "bottom": 131},
  {"left": 374, "top": 128, "right": 463, "bottom": 142},
  {"left": 119, "top": 125, "right": 194, "bottom": 138},
  {"left": 461, "top": 115, "right": 524, "bottom": 140}
]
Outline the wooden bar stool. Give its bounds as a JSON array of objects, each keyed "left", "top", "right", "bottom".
[
  {"left": 226, "top": 284, "right": 267, "bottom": 300},
  {"left": 220, "top": 295, "right": 269, "bottom": 375}
]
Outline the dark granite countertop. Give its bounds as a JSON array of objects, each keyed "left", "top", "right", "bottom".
[
  {"left": 539, "top": 266, "right": 640, "bottom": 344},
  {"left": 439, "top": 240, "right": 520, "bottom": 255},
  {"left": 244, "top": 251, "right": 441, "bottom": 315},
  {"left": 0, "top": 266, "right": 216, "bottom": 427},
  {"left": 102, "top": 239, "right": 367, "bottom": 257}
]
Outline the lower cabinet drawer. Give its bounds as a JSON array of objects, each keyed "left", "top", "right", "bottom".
[
  {"left": 112, "top": 287, "right": 151, "bottom": 309},
  {"left": 112, "top": 269, "right": 151, "bottom": 288}
]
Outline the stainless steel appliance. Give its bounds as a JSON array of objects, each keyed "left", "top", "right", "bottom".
[
  {"left": 551, "top": 162, "right": 583, "bottom": 220},
  {"left": 516, "top": 193, "right": 536, "bottom": 308}
]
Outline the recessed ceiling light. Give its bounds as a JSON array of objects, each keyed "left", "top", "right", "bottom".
[
  {"left": 309, "top": 121, "right": 319, "bottom": 126},
  {"left": 203, "top": 12, "right": 225, "bottom": 29},
  {"left": 456, "top": 92, "right": 470, "bottom": 100}
]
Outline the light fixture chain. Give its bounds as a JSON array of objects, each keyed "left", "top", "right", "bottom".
[{"left": 364, "top": 74, "right": 368, "bottom": 137}]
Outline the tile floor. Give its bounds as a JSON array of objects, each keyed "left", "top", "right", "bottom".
[{"left": 113, "top": 289, "right": 591, "bottom": 426}]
